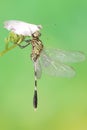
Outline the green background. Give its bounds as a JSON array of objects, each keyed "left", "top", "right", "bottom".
[{"left": 0, "top": 0, "right": 87, "bottom": 130}]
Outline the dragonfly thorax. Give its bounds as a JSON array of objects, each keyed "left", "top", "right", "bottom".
[{"left": 31, "top": 34, "right": 43, "bottom": 62}]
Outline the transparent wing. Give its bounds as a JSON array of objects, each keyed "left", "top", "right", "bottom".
[
  {"left": 40, "top": 50, "right": 76, "bottom": 78},
  {"left": 45, "top": 48, "right": 86, "bottom": 63},
  {"left": 35, "top": 59, "right": 42, "bottom": 79}
]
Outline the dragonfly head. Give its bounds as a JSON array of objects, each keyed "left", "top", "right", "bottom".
[{"left": 32, "top": 31, "right": 41, "bottom": 38}]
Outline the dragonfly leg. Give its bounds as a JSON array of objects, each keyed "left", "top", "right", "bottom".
[
  {"left": 17, "top": 43, "right": 30, "bottom": 49},
  {"left": 14, "top": 39, "right": 31, "bottom": 49}
]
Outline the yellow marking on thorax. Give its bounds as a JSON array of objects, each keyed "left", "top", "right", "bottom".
[{"left": 31, "top": 38, "right": 43, "bottom": 61}]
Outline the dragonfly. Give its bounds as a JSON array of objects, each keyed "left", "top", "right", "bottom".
[{"left": 3, "top": 20, "right": 86, "bottom": 110}]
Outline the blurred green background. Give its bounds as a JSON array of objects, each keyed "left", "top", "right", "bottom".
[{"left": 0, "top": 0, "right": 87, "bottom": 130}]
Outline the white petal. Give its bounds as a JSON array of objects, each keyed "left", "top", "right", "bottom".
[{"left": 4, "top": 20, "right": 42, "bottom": 36}]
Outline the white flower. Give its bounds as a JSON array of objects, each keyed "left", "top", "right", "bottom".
[{"left": 4, "top": 20, "right": 42, "bottom": 36}]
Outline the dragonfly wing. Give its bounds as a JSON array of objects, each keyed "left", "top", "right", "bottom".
[
  {"left": 40, "top": 50, "right": 76, "bottom": 78},
  {"left": 35, "top": 59, "right": 42, "bottom": 79},
  {"left": 45, "top": 48, "right": 86, "bottom": 63}
]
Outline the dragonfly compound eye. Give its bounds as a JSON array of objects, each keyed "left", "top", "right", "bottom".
[{"left": 32, "top": 31, "right": 41, "bottom": 38}]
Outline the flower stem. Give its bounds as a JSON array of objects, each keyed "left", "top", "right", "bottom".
[{"left": 0, "top": 44, "right": 17, "bottom": 56}]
